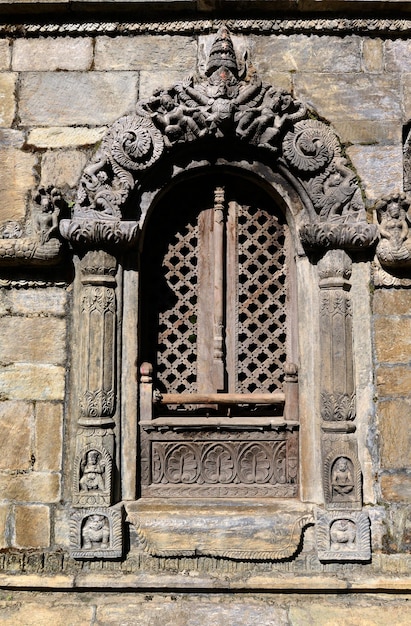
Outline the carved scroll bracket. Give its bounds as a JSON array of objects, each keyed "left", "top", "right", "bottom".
[{"left": 60, "top": 218, "right": 139, "bottom": 253}]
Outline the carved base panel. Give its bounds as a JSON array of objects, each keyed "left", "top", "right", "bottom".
[
  {"left": 140, "top": 428, "right": 299, "bottom": 498},
  {"left": 126, "top": 500, "right": 313, "bottom": 560},
  {"left": 70, "top": 506, "right": 123, "bottom": 559},
  {"left": 316, "top": 510, "right": 371, "bottom": 562}
]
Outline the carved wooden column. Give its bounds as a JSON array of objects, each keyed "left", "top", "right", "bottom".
[
  {"left": 69, "top": 249, "right": 123, "bottom": 558},
  {"left": 318, "top": 249, "right": 355, "bottom": 428},
  {"left": 316, "top": 249, "right": 370, "bottom": 561}
]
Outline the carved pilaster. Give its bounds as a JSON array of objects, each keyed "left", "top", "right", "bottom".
[
  {"left": 78, "top": 250, "right": 117, "bottom": 428},
  {"left": 71, "top": 250, "right": 119, "bottom": 554},
  {"left": 318, "top": 250, "right": 355, "bottom": 430}
]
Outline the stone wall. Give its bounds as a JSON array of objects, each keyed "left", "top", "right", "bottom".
[{"left": 1, "top": 9, "right": 411, "bottom": 624}]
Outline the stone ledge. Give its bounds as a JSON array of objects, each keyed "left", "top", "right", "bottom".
[{"left": 0, "top": 570, "right": 411, "bottom": 591}]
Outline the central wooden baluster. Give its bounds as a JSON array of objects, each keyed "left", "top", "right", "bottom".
[{"left": 213, "top": 186, "right": 226, "bottom": 391}]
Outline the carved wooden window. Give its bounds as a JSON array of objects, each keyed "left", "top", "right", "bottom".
[{"left": 139, "top": 174, "right": 298, "bottom": 498}]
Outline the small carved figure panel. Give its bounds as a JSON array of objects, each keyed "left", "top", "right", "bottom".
[
  {"left": 323, "top": 447, "right": 362, "bottom": 509},
  {"left": 70, "top": 507, "right": 122, "bottom": 559},
  {"left": 73, "top": 445, "right": 112, "bottom": 507},
  {"left": 316, "top": 511, "right": 371, "bottom": 562}
]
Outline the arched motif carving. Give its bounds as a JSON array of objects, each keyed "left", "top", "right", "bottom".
[{"left": 60, "top": 26, "right": 377, "bottom": 254}]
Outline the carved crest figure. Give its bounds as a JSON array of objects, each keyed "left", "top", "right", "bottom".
[
  {"left": 329, "top": 518, "right": 357, "bottom": 550},
  {"left": 81, "top": 514, "right": 110, "bottom": 549}
]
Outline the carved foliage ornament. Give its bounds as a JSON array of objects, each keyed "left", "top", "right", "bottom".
[{"left": 60, "top": 27, "right": 376, "bottom": 252}]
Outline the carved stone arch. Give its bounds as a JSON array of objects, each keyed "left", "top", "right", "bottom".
[{"left": 64, "top": 26, "right": 374, "bottom": 562}]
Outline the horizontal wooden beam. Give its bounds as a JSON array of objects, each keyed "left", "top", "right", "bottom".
[{"left": 156, "top": 392, "right": 285, "bottom": 405}]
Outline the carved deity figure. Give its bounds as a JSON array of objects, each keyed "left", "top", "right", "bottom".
[
  {"left": 330, "top": 519, "right": 356, "bottom": 550},
  {"left": 146, "top": 91, "right": 208, "bottom": 146},
  {"left": 331, "top": 456, "right": 354, "bottom": 499},
  {"left": 79, "top": 449, "right": 106, "bottom": 492},
  {"left": 376, "top": 194, "right": 411, "bottom": 266},
  {"left": 33, "top": 187, "right": 61, "bottom": 244},
  {"left": 237, "top": 88, "right": 304, "bottom": 152},
  {"left": 81, "top": 514, "right": 110, "bottom": 549}
]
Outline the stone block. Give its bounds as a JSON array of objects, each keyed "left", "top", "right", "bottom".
[
  {"left": 377, "top": 366, "right": 411, "bottom": 397},
  {"left": 373, "top": 289, "right": 411, "bottom": 315},
  {"left": 14, "top": 504, "right": 50, "bottom": 548},
  {"left": 0, "top": 364, "right": 65, "bottom": 401},
  {"left": 346, "top": 145, "right": 403, "bottom": 201},
  {"left": 386, "top": 40, "right": 411, "bottom": 72},
  {"left": 0, "top": 148, "right": 37, "bottom": 223},
  {"left": 94, "top": 35, "right": 197, "bottom": 71},
  {"left": 0, "top": 471, "right": 60, "bottom": 503},
  {"left": 12, "top": 37, "right": 93, "bottom": 71},
  {"left": 40, "top": 150, "right": 88, "bottom": 189},
  {"left": 0, "top": 74, "right": 16, "bottom": 127},
  {"left": 0, "top": 401, "right": 32, "bottom": 470},
  {"left": 96, "top": 597, "right": 288, "bottom": 625},
  {"left": 19, "top": 72, "right": 139, "bottom": 126},
  {"left": 139, "top": 70, "right": 188, "bottom": 99},
  {"left": 379, "top": 399, "right": 411, "bottom": 469},
  {"left": 374, "top": 316, "right": 411, "bottom": 363},
  {"left": 0, "top": 129, "right": 25, "bottom": 148},
  {"left": 333, "top": 120, "right": 400, "bottom": 146},
  {"left": 0, "top": 504, "right": 9, "bottom": 548},
  {"left": 0, "top": 602, "right": 101, "bottom": 626},
  {"left": 0, "top": 317, "right": 66, "bottom": 365},
  {"left": 35, "top": 402, "right": 63, "bottom": 471},
  {"left": 0, "top": 40, "right": 10, "bottom": 71},
  {"left": 253, "top": 34, "right": 361, "bottom": 74},
  {"left": 27, "top": 126, "right": 107, "bottom": 149},
  {"left": 1, "top": 287, "right": 68, "bottom": 317},
  {"left": 401, "top": 74, "right": 411, "bottom": 120},
  {"left": 381, "top": 473, "right": 411, "bottom": 503},
  {"left": 362, "top": 38, "right": 384, "bottom": 73},
  {"left": 294, "top": 73, "right": 401, "bottom": 123},
  {"left": 289, "top": 603, "right": 411, "bottom": 625}
]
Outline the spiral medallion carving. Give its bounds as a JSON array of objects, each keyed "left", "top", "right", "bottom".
[{"left": 282, "top": 119, "right": 338, "bottom": 173}]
